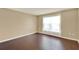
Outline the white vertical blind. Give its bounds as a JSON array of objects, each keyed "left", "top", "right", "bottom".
[{"left": 43, "top": 15, "right": 61, "bottom": 33}]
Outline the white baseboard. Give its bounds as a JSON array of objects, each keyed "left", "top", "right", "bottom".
[
  {"left": 0, "top": 32, "right": 36, "bottom": 43},
  {"left": 39, "top": 32, "right": 78, "bottom": 42},
  {"left": 0, "top": 32, "right": 79, "bottom": 43}
]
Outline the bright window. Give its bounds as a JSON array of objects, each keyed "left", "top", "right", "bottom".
[{"left": 43, "top": 15, "right": 61, "bottom": 33}]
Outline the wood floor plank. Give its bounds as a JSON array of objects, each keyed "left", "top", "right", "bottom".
[{"left": 0, "top": 33, "right": 78, "bottom": 50}]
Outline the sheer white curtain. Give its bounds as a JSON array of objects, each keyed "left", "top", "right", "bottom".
[{"left": 43, "top": 15, "right": 61, "bottom": 33}]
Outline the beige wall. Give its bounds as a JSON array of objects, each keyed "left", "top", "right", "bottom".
[
  {"left": 37, "top": 16, "right": 42, "bottom": 32},
  {"left": 0, "top": 9, "right": 37, "bottom": 41},
  {"left": 77, "top": 9, "right": 79, "bottom": 39},
  {"left": 37, "top": 9, "right": 79, "bottom": 40},
  {"left": 61, "top": 9, "right": 78, "bottom": 39}
]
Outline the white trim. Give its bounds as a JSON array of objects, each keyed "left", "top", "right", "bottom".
[
  {"left": 0, "top": 32, "right": 79, "bottom": 43},
  {"left": 0, "top": 32, "right": 36, "bottom": 43},
  {"left": 39, "top": 32, "right": 78, "bottom": 42}
]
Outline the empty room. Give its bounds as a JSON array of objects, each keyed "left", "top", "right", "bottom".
[{"left": 0, "top": 8, "right": 78, "bottom": 50}]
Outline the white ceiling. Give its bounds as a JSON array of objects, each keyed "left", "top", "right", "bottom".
[{"left": 9, "top": 8, "right": 71, "bottom": 15}]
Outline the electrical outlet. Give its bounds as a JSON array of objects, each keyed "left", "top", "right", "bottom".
[{"left": 77, "top": 40, "right": 79, "bottom": 43}]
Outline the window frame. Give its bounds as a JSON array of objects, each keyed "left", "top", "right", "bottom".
[{"left": 42, "top": 14, "right": 61, "bottom": 34}]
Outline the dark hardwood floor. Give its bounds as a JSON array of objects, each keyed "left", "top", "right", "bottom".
[{"left": 0, "top": 33, "right": 78, "bottom": 50}]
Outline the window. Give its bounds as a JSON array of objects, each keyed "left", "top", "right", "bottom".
[{"left": 43, "top": 15, "right": 61, "bottom": 33}]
